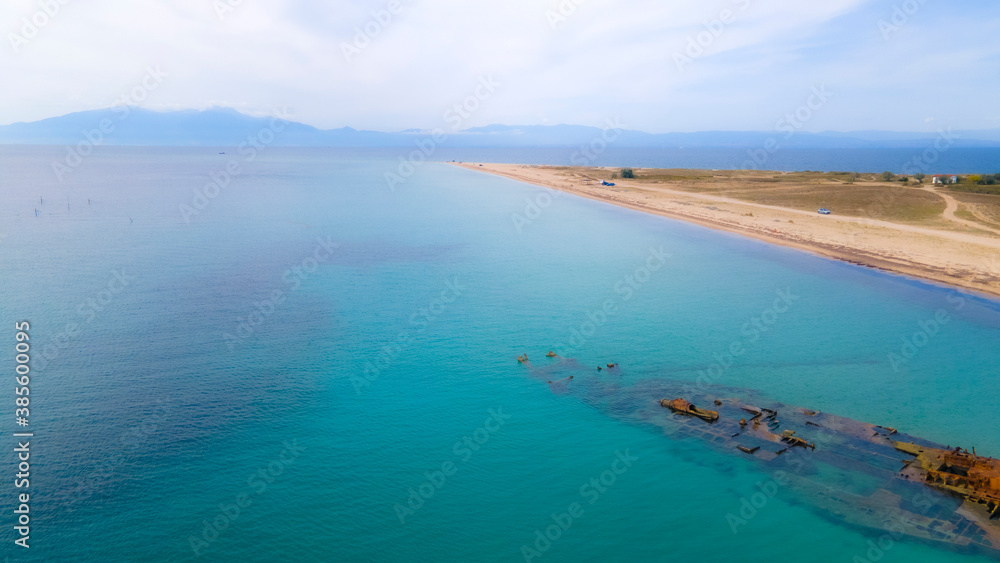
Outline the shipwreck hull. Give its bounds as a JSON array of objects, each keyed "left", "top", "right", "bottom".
[{"left": 521, "top": 357, "right": 1000, "bottom": 558}]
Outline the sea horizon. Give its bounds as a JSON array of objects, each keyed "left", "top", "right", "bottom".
[{"left": 3, "top": 144, "right": 998, "bottom": 177}]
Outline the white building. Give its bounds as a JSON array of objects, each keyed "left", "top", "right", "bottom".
[{"left": 931, "top": 175, "right": 957, "bottom": 184}]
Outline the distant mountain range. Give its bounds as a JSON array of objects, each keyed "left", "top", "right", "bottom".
[{"left": 2, "top": 106, "right": 999, "bottom": 149}]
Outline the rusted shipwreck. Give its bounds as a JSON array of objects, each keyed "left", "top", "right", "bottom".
[
  {"left": 896, "top": 442, "right": 1000, "bottom": 521},
  {"left": 657, "top": 394, "right": 1000, "bottom": 555},
  {"left": 660, "top": 398, "right": 719, "bottom": 421}
]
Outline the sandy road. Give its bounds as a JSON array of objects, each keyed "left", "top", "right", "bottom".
[{"left": 919, "top": 185, "right": 1000, "bottom": 237}]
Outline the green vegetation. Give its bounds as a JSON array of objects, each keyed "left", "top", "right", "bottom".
[
  {"left": 914, "top": 172, "right": 925, "bottom": 184},
  {"left": 880, "top": 171, "right": 896, "bottom": 181},
  {"left": 950, "top": 183, "right": 1000, "bottom": 195},
  {"left": 632, "top": 169, "right": 946, "bottom": 223},
  {"left": 976, "top": 173, "right": 999, "bottom": 185},
  {"left": 954, "top": 208, "right": 979, "bottom": 222},
  {"left": 947, "top": 173, "right": 1000, "bottom": 194},
  {"left": 634, "top": 171, "right": 714, "bottom": 182},
  {"left": 620, "top": 168, "right": 636, "bottom": 179}
]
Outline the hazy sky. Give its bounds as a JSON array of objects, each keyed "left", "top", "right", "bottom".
[{"left": 2, "top": 0, "right": 998, "bottom": 132}]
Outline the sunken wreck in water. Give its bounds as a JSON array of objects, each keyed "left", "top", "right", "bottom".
[{"left": 519, "top": 355, "right": 1000, "bottom": 558}]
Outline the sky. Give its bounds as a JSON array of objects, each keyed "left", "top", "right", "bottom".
[{"left": 2, "top": 0, "right": 999, "bottom": 133}]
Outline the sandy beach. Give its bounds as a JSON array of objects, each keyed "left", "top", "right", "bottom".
[{"left": 455, "top": 163, "right": 1000, "bottom": 299}]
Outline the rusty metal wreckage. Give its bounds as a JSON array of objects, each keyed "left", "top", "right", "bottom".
[{"left": 518, "top": 354, "right": 1000, "bottom": 557}]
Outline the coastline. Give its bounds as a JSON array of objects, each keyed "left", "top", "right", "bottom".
[{"left": 453, "top": 162, "right": 1000, "bottom": 300}]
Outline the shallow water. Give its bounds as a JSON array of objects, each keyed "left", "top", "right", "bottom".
[{"left": 1, "top": 146, "right": 998, "bottom": 562}]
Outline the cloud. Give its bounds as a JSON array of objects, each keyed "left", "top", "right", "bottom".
[{"left": 0, "top": 0, "right": 997, "bottom": 132}]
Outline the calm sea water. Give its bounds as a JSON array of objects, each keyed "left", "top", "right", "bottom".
[
  {"left": 426, "top": 147, "right": 1000, "bottom": 175},
  {"left": 1, "top": 146, "right": 999, "bottom": 562}
]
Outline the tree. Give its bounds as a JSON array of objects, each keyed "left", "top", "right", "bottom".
[
  {"left": 620, "top": 168, "right": 635, "bottom": 179},
  {"left": 913, "top": 172, "right": 925, "bottom": 184},
  {"left": 880, "top": 171, "right": 895, "bottom": 182},
  {"left": 968, "top": 175, "right": 982, "bottom": 184}
]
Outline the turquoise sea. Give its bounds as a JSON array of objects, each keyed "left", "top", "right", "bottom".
[{"left": 1, "top": 146, "right": 999, "bottom": 562}]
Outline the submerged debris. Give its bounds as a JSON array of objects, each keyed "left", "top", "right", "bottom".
[{"left": 517, "top": 355, "right": 1000, "bottom": 557}]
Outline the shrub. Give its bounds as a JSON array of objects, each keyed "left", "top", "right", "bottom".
[
  {"left": 620, "top": 168, "right": 635, "bottom": 179},
  {"left": 880, "top": 171, "right": 895, "bottom": 182},
  {"left": 978, "top": 173, "right": 1000, "bottom": 185}
]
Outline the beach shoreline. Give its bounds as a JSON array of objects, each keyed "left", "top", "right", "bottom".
[{"left": 453, "top": 162, "right": 1000, "bottom": 300}]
